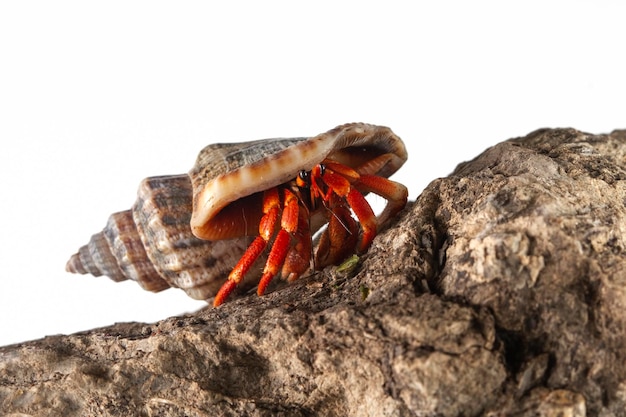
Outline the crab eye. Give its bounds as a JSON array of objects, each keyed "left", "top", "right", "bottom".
[
  {"left": 297, "top": 170, "right": 311, "bottom": 188},
  {"left": 318, "top": 164, "right": 326, "bottom": 176}
]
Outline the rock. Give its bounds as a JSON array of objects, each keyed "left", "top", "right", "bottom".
[{"left": 1, "top": 128, "right": 625, "bottom": 416}]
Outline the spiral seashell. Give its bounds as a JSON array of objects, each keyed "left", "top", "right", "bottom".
[
  {"left": 66, "top": 123, "right": 408, "bottom": 301},
  {"left": 66, "top": 175, "right": 261, "bottom": 299}
]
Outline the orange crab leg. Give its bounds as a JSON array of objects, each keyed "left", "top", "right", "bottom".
[
  {"left": 353, "top": 174, "right": 408, "bottom": 227},
  {"left": 282, "top": 208, "right": 312, "bottom": 282},
  {"left": 257, "top": 189, "right": 299, "bottom": 295},
  {"left": 213, "top": 237, "right": 263, "bottom": 306},
  {"left": 315, "top": 195, "right": 359, "bottom": 267},
  {"left": 345, "top": 188, "right": 377, "bottom": 252},
  {"left": 214, "top": 188, "right": 281, "bottom": 306}
]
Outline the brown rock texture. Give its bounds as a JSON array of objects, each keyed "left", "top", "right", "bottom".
[{"left": 2, "top": 127, "right": 626, "bottom": 416}]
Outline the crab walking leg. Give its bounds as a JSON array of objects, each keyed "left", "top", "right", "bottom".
[
  {"left": 354, "top": 174, "right": 408, "bottom": 227},
  {"left": 345, "top": 188, "right": 377, "bottom": 252},
  {"left": 213, "top": 240, "right": 262, "bottom": 306},
  {"left": 281, "top": 208, "right": 312, "bottom": 282},
  {"left": 257, "top": 189, "right": 299, "bottom": 295},
  {"left": 214, "top": 188, "right": 282, "bottom": 306},
  {"left": 315, "top": 195, "right": 359, "bottom": 267}
]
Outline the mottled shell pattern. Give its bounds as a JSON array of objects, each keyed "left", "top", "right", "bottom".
[{"left": 66, "top": 123, "right": 408, "bottom": 301}]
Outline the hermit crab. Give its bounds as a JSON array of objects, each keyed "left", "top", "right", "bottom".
[{"left": 66, "top": 123, "right": 408, "bottom": 306}]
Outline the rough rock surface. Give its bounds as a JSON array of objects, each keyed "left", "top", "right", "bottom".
[{"left": 2, "top": 128, "right": 626, "bottom": 416}]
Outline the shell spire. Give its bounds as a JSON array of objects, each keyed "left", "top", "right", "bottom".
[
  {"left": 66, "top": 210, "right": 169, "bottom": 291},
  {"left": 66, "top": 175, "right": 262, "bottom": 300}
]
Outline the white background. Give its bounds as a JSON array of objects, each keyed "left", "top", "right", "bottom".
[{"left": 1, "top": 2, "right": 624, "bottom": 347}]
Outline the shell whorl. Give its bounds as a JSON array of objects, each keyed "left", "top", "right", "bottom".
[
  {"left": 65, "top": 209, "right": 168, "bottom": 290},
  {"left": 66, "top": 175, "right": 261, "bottom": 300}
]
